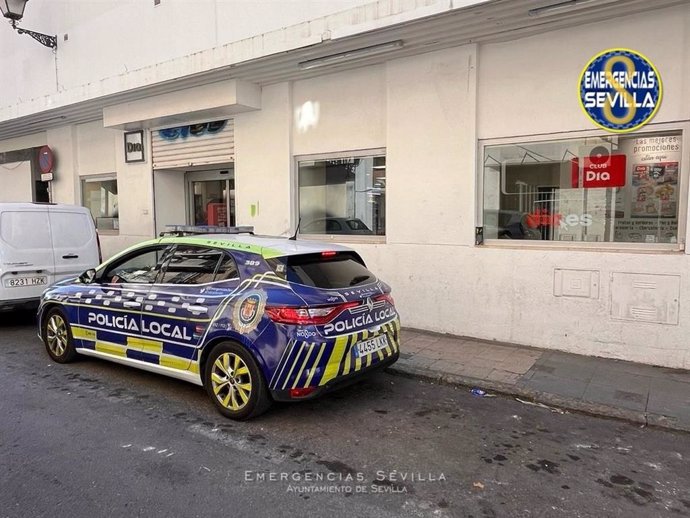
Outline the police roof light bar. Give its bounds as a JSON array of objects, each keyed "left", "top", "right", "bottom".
[{"left": 162, "top": 225, "right": 255, "bottom": 236}]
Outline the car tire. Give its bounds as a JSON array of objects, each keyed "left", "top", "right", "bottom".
[
  {"left": 204, "top": 342, "right": 272, "bottom": 420},
  {"left": 42, "top": 307, "right": 78, "bottom": 363}
]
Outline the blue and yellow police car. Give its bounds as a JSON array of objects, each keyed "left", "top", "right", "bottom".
[{"left": 38, "top": 226, "right": 400, "bottom": 420}]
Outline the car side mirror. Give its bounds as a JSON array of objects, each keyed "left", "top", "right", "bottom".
[{"left": 79, "top": 268, "right": 97, "bottom": 284}]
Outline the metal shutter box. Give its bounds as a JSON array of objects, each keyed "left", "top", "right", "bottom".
[{"left": 152, "top": 120, "right": 234, "bottom": 169}]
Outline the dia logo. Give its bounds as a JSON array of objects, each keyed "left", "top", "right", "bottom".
[{"left": 585, "top": 170, "right": 611, "bottom": 182}]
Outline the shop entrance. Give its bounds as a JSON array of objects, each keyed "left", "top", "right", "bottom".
[{"left": 185, "top": 169, "right": 235, "bottom": 227}]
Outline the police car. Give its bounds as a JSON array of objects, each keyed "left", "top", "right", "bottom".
[{"left": 38, "top": 226, "right": 400, "bottom": 420}]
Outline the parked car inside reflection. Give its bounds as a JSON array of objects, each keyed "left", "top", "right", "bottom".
[
  {"left": 301, "top": 217, "right": 374, "bottom": 235},
  {"left": 483, "top": 210, "right": 542, "bottom": 240}
]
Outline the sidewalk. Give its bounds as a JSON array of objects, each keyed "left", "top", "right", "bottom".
[{"left": 388, "top": 329, "right": 690, "bottom": 433}]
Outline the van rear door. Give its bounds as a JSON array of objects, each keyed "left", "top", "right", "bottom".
[
  {"left": 48, "top": 207, "right": 100, "bottom": 283},
  {"left": 0, "top": 206, "right": 55, "bottom": 303}
]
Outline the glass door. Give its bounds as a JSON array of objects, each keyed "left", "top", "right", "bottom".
[{"left": 185, "top": 169, "right": 235, "bottom": 227}]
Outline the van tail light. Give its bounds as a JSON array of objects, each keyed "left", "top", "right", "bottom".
[
  {"left": 96, "top": 231, "right": 103, "bottom": 264},
  {"left": 374, "top": 293, "right": 395, "bottom": 306},
  {"left": 266, "top": 301, "right": 359, "bottom": 325}
]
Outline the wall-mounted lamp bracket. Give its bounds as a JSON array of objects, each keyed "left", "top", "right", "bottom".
[{"left": 10, "top": 19, "right": 56, "bottom": 48}]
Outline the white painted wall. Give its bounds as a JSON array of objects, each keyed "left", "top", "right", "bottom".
[
  {"left": 386, "top": 46, "right": 476, "bottom": 247},
  {"left": 293, "top": 65, "right": 386, "bottom": 156},
  {"left": 0, "top": 161, "right": 32, "bottom": 202},
  {"left": 153, "top": 170, "right": 187, "bottom": 236},
  {"left": 2, "top": 0, "right": 468, "bottom": 125},
  {"left": 235, "top": 83, "right": 292, "bottom": 236},
  {"left": 112, "top": 131, "right": 155, "bottom": 257},
  {"left": 0, "top": 134, "right": 44, "bottom": 203},
  {"left": 48, "top": 125, "right": 80, "bottom": 206},
  {"left": 360, "top": 244, "right": 690, "bottom": 369},
  {"left": 477, "top": 4, "right": 690, "bottom": 138},
  {"left": 0, "top": 133, "right": 45, "bottom": 153},
  {"left": 77, "top": 121, "right": 118, "bottom": 175},
  {"left": 0, "top": 0, "right": 379, "bottom": 106}
]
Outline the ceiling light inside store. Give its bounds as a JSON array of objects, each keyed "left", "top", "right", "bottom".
[{"left": 299, "top": 40, "right": 404, "bottom": 70}]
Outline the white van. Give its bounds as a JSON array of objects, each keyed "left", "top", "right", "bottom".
[{"left": 0, "top": 203, "right": 101, "bottom": 311}]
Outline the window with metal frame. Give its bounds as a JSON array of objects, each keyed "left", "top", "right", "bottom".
[
  {"left": 297, "top": 152, "right": 386, "bottom": 237},
  {"left": 81, "top": 175, "right": 119, "bottom": 232},
  {"left": 481, "top": 130, "right": 683, "bottom": 246}
]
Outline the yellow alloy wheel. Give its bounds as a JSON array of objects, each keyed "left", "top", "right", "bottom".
[{"left": 211, "top": 352, "right": 253, "bottom": 411}]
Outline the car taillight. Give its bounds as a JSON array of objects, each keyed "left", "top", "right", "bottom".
[
  {"left": 374, "top": 293, "right": 395, "bottom": 306},
  {"left": 266, "top": 301, "right": 359, "bottom": 325}
]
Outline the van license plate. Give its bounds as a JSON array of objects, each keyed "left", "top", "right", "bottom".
[
  {"left": 5, "top": 276, "right": 47, "bottom": 288},
  {"left": 355, "top": 334, "right": 389, "bottom": 357}
]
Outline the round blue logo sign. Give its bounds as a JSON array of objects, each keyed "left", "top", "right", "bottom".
[{"left": 579, "top": 48, "right": 662, "bottom": 133}]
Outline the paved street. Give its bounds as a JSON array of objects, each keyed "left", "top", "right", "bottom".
[{"left": 1, "top": 312, "right": 689, "bottom": 518}]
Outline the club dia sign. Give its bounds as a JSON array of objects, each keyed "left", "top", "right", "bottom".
[{"left": 579, "top": 48, "right": 662, "bottom": 133}]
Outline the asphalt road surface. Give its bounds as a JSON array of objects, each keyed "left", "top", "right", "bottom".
[{"left": 1, "top": 311, "right": 689, "bottom": 518}]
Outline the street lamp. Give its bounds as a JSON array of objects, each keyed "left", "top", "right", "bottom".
[{"left": 0, "top": 0, "right": 57, "bottom": 49}]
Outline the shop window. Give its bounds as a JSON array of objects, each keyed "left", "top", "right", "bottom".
[
  {"left": 298, "top": 152, "right": 386, "bottom": 237},
  {"left": 82, "top": 176, "right": 119, "bottom": 232},
  {"left": 481, "top": 131, "right": 682, "bottom": 245}
]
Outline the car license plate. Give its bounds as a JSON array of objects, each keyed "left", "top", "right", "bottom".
[
  {"left": 5, "top": 276, "right": 47, "bottom": 288},
  {"left": 355, "top": 334, "right": 389, "bottom": 357}
]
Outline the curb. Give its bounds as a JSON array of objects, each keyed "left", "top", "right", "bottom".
[{"left": 385, "top": 363, "right": 690, "bottom": 434}]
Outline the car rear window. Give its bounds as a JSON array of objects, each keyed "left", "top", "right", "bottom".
[{"left": 270, "top": 252, "right": 375, "bottom": 289}]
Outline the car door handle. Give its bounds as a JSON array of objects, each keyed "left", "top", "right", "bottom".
[
  {"left": 123, "top": 301, "right": 141, "bottom": 308},
  {"left": 62, "top": 254, "right": 79, "bottom": 259}
]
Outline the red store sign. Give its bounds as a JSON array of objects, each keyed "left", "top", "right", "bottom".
[{"left": 571, "top": 154, "right": 627, "bottom": 188}]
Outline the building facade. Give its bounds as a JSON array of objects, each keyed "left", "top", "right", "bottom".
[{"left": 1, "top": 0, "right": 689, "bottom": 369}]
